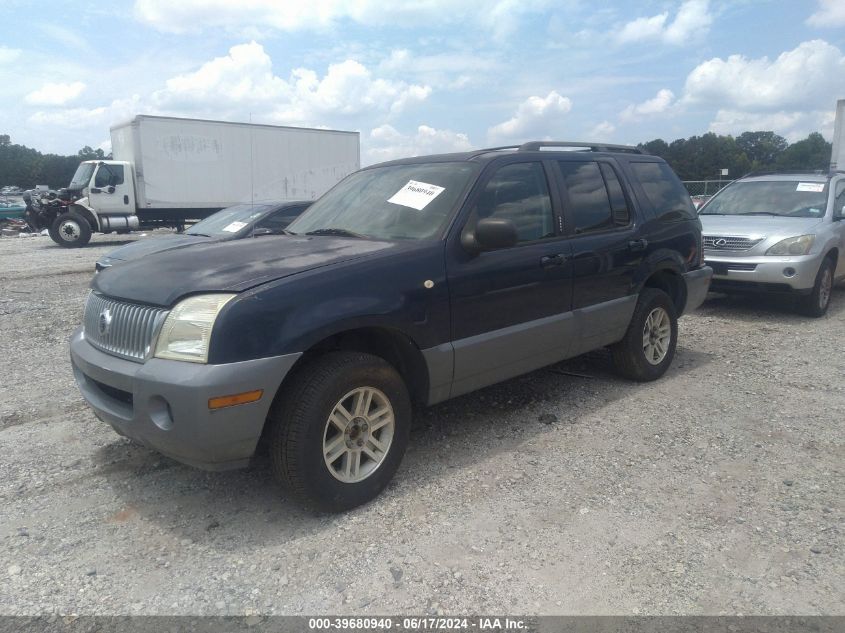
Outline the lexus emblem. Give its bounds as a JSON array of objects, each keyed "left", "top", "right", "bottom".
[
  {"left": 714, "top": 238, "right": 728, "bottom": 247},
  {"left": 98, "top": 308, "right": 113, "bottom": 336}
]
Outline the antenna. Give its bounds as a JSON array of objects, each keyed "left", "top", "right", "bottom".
[{"left": 249, "top": 112, "right": 255, "bottom": 207}]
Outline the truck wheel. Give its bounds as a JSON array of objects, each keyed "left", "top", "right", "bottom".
[
  {"left": 611, "top": 288, "right": 678, "bottom": 382},
  {"left": 796, "top": 256, "right": 834, "bottom": 318},
  {"left": 51, "top": 212, "right": 92, "bottom": 248},
  {"left": 269, "top": 351, "right": 411, "bottom": 512}
]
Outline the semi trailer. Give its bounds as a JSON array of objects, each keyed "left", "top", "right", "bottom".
[{"left": 38, "top": 115, "right": 360, "bottom": 247}]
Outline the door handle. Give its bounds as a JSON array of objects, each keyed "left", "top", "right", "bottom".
[
  {"left": 628, "top": 238, "right": 649, "bottom": 252},
  {"left": 541, "top": 254, "right": 566, "bottom": 268}
]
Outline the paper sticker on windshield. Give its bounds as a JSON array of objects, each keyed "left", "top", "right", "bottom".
[
  {"left": 222, "top": 221, "right": 248, "bottom": 233},
  {"left": 796, "top": 182, "right": 825, "bottom": 192},
  {"left": 388, "top": 180, "right": 445, "bottom": 211}
]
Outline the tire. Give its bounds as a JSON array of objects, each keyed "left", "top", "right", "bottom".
[
  {"left": 51, "top": 212, "right": 92, "bottom": 248},
  {"left": 611, "top": 288, "right": 678, "bottom": 382},
  {"left": 269, "top": 351, "right": 411, "bottom": 512},
  {"left": 797, "top": 257, "right": 834, "bottom": 318}
]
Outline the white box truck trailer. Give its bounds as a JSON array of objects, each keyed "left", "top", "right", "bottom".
[
  {"left": 45, "top": 115, "right": 360, "bottom": 247},
  {"left": 831, "top": 99, "right": 845, "bottom": 172}
]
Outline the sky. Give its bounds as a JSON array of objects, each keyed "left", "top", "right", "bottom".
[{"left": 1, "top": 0, "right": 844, "bottom": 164}]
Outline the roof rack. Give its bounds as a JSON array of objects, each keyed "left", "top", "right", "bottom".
[
  {"left": 466, "top": 141, "right": 643, "bottom": 159},
  {"left": 465, "top": 145, "right": 522, "bottom": 159},
  {"left": 518, "top": 141, "right": 642, "bottom": 154}
]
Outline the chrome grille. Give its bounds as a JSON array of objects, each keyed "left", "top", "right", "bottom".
[
  {"left": 83, "top": 293, "right": 168, "bottom": 362},
  {"left": 703, "top": 235, "right": 763, "bottom": 251}
]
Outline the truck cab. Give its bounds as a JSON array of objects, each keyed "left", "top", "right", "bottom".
[
  {"left": 69, "top": 160, "right": 136, "bottom": 218},
  {"left": 50, "top": 160, "right": 140, "bottom": 247}
]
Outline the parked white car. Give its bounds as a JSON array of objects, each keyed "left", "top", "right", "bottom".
[{"left": 699, "top": 172, "right": 845, "bottom": 316}]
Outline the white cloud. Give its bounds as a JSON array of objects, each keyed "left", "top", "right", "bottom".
[
  {"left": 619, "top": 89, "right": 675, "bottom": 122},
  {"left": 0, "top": 46, "right": 21, "bottom": 64},
  {"left": 378, "top": 49, "right": 500, "bottom": 89},
  {"left": 708, "top": 109, "right": 835, "bottom": 142},
  {"left": 134, "top": 0, "right": 553, "bottom": 35},
  {"left": 588, "top": 121, "right": 616, "bottom": 140},
  {"left": 617, "top": 0, "right": 711, "bottom": 45},
  {"left": 28, "top": 96, "right": 141, "bottom": 129},
  {"left": 365, "top": 124, "right": 473, "bottom": 164},
  {"left": 25, "top": 81, "right": 87, "bottom": 106},
  {"left": 683, "top": 39, "right": 845, "bottom": 111},
  {"left": 807, "top": 0, "right": 845, "bottom": 27},
  {"left": 487, "top": 91, "right": 572, "bottom": 143},
  {"left": 153, "top": 42, "right": 430, "bottom": 123}
]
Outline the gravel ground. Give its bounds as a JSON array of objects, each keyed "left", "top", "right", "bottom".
[{"left": 0, "top": 233, "right": 842, "bottom": 616}]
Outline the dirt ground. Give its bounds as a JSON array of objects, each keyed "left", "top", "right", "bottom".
[{"left": 0, "top": 232, "right": 842, "bottom": 616}]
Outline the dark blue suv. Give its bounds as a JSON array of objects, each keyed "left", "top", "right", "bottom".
[{"left": 70, "top": 142, "right": 712, "bottom": 511}]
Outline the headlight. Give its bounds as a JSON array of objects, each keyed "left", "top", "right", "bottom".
[
  {"left": 154, "top": 294, "right": 236, "bottom": 363},
  {"left": 765, "top": 235, "right": 815, "bottom": 256}
]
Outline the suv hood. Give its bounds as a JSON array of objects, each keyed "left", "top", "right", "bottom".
[
  {"left": 699, "top": 214, "right": 824, "bottom": 238},
  {"left": 92, "top": 235, "right": 401, "bottom": 306},
  {"left": 101, "top": 234, "right": 212, "bottom": 263}
]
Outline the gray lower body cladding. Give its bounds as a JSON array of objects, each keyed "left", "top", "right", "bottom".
[{"left": 70, "top": 328, "right": 300, "bottom": 470}]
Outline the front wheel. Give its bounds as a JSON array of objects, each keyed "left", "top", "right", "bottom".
[
  {"left": 51, "top": 212, "right": 92, "bottom": 248},
  {"left": 797, "top": 257, "right": 834, "bottom": 318},
  {"left": 611, "top": 288, "right": 678, "bottom": 382},
  {"left": 269, "top": 352, "right": 411, "bottom": 512}
]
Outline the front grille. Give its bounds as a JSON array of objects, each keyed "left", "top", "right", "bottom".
[
  {"left": 703, "top": 235, "right": 763, "bottom": 251},
  {"left": 83, "top": 293, "right": 168, "bottom": 362}
]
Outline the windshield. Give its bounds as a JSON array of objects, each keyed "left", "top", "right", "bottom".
[
  {"left": 700, "top": 180, "right": 828, "bottom": 218},
  {"left": 69, "top": 163, "right": 95, "bottom": 190},
  {"left": 186, "top": 203, "right": 274, "bottom": 237},
  {"left": 287, "top": 162, "right": 480, "bottom": 240}
]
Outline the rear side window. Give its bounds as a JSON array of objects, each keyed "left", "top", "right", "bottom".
[
  {"left": 557, "top": 161, "right": 619, "bottom": 234},
  {"left": 600, "top": 163, "right": 630, "bottom": 226},
  {"left": 630, "top": 161, "right": 696, "bottom": 219}
]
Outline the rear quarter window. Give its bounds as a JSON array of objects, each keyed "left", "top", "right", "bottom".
[{"left": 630, "top": 161, "right": 696, "bottom": 220}]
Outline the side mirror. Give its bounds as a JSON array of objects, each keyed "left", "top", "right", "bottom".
[
  {"left": 90, "top": 187, "right": 101, "bottom": 194},
  {"left": 462, "top": 218, "right": 518, "bottom": 253},
  {"left": 107, "top": 185, "right": 115, "bottom": 194}
]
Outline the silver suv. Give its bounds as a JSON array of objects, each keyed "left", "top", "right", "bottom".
[{"left": 699, "top": 172, "right": 845, "bottom": 316}]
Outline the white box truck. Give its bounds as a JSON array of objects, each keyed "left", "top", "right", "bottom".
[
  {"left": 831, "top": 99, "right": 845, "bottom": 172},
  {"left": 45, "top": 115, "right": 360, "bottom": 247}
]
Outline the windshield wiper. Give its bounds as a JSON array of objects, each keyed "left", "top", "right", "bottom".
[
  {"left": 735, "top": 212, "right": 781, "bottom": 216},
  {"left": 187, "top": 232, "right": 211, "bottom": 237},
  {"left": 305, "top": 228, "right": 367, "bottom": 238},
  {"left": 698, "top": 212, "right": 724, "bottom": 215}
]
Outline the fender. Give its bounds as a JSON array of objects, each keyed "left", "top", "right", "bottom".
[
  {"left": 208, "top": 242, "right": 451, "bottom": 365},
  {"left": 68, "top": 199, "right": 100, "bottom": 232},
  {"left": 631, "top": 247, "right": 686, "bottom": 292}
]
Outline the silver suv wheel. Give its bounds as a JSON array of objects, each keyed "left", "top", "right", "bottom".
[{"left": 322, "top": 387, "right": 395, "bottom": 483}]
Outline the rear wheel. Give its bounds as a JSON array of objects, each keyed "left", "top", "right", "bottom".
[
  {"left": 611, "top": 288, "right": 678, "bottom": 382},
  {"left": 269, "top": 352, "right": 411, "bottom": 512},
  {"left": 797, "top": 257, "right": 834, "bottom": 318},
  {"left": 51, "top": 212, "right": 92, "bottom": 248}
]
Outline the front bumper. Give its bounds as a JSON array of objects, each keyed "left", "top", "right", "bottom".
[
  {"left": 704, "top": 251, "right": 822, "bottom": 294},
  {"left": 70, "top": 328, "right": 301, "bottom": 470},
  {"left": 681, "top": 266, "right": 713, "bottom": 314}
]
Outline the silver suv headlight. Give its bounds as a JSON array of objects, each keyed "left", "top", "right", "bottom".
[
  {"left": 765, "top": 234, "right": 814, "bottom": 256},
  {"left": 154, "top": 294, "right": 236, "bottom": 363}
]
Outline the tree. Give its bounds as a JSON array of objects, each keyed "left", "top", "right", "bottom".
[
  {"left": 775, "top": 133, "right": 831, "bottom": 171},
  {"left": 736, "top": 131, "right": 788, "bottom": 168}
]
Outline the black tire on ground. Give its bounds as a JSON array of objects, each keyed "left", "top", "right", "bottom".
[
  {"left": 51, "top": 212, "right": 92, "bottom": 248},
  {"left": 796, "top": 256, "right": 835, "bottom": 318},
  {"left": 269, "top": 351, "right": 412, "bottom": 512},
  {"left": 611, "top": 287, "right": 678, "bottom": 382}
]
